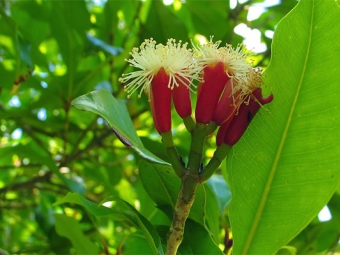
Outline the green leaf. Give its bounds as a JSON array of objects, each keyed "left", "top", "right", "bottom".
[
  {"left": 120, "top": 233, "right": 155, "bottom": 255},
  {"left": 301, "top": 221, "right": 339, "bottom": 253},
  {"left": 54, "top": 192, "right": 163, "bottom": 255},
  {"left": 182, "top": 219, "right": 224, "bottom": 255},
  {"left": 184, "top": 0, "right": 230, "bottom": 40},
  {"left": 86, "top": 34, "right": 123, "bottom": 55},
  {"left": 207, "top": 175, "right": 232, "bottom": 213},
  {"left": 227, "top": 0, "right": 340, "bottom": 254},
  {"left": 203, "top": 183, "right": 220, "bottom": 243},
  {"left": 138, "top": 160, "right": 206, "bottom": 226},
  {"left": 71, "top": 89, "right": 168, "bottom": 165},
  {"left": 0, "top": 8, "right": 34, "bottom": 86},
  {"left": 276, "top": 246, "right": 297, "bottom": 255},
  {"left": 54, "top": 214, "right": 98, "bottom": 255},
  {"left": 47, "top": 0, "right": 90, "bottom": 71},
  {"left": 142, "top": 1, "right": 188, "bottom": 43}
]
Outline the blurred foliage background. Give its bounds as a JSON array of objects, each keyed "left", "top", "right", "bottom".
[{"left": 2, "top": 0, "right": 339, "bottom": 254}]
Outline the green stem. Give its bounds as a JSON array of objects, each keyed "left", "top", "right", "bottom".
[
  {"left": 166, "top": 122, "right": 208, "bottom": 254},
  {"left": 199, "top": 143, "right": 231, "bottom": 183},
  {"left": 183, "top": 116, "right": 195, "bottom": 133},
  {"left": 166, "top": 174, "right": 199, "bottom": 255},
  {"left": 161, "top": 132, "right": 186, "bottom": 178},
  {"left": 206, "top": 121, "right": 218, "bottom": 136},
  {"left": 187, "top": 123, "right": 206, "bottom": 174}
]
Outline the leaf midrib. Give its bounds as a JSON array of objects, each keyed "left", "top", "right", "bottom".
[{"left": 241, "top": 1, "right": 315, "bottom": 254}]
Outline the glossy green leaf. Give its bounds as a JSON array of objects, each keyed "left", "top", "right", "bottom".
[
  {"left": 54, "top": 192, "right": 163, "bottom": 255},
  {"left": 72, "top": 89, "right": 168, "bottom": 165},
  {"left": 54, "top": 214, "right": 98, "bottom": 255},
  {"left": 227, "top": 0, "right": 340, "bottom": 254}
]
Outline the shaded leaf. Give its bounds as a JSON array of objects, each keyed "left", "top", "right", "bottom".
[
  {"left": 86, "top": 34, "right": 123, "bottom": 56},
  {"left": 204, "top": 183, "right": 220, "bottom": 243},
  {"left": 207, "top": 175, "right": 232, "bottom": 213},
  {"left": 120, "top": 233, "right": 155, "bottom": 255},
  {"left": 184, "top": 0, "right": 230, "bottom": 40},
  {"left": 276, "top": 246, "right": 297, "bottom": 255},
  {"left": 54, "top": 192, "right": 163, "bottom": 255},
  {"left": 0, "top": 8, "right": 34, "bottom": 86},
  {"left": 54, "top": 214, "right": 98, "bottom": 255},
  {"left": 183, "top": 219, "right": 224, "bottom": 255},
  {"left": 142, "top": 1, "right": 188, "bottom": 43}
]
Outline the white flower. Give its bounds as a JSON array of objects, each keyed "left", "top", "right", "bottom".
[
  {"left": 119, "top": 38, "right": 201, "bottom": 99},
  {"left": 192, "top": 37, "right": 254, "bottom": 87},
  {"left": 193, "top": 37, "right": 264, "bottom": 102}
]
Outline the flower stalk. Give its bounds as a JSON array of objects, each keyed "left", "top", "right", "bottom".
[
  {"left": 183, "top": 115, "right": 195, "bottom": 133},
  {"left": 199, "top": 143, "right": 231, "bottom": 183},
  {"left": 161, "top": 132, "right": 186, "bottom": 178},
  {"left": 187, "top": 123, "right": 207, "bottom": 174}
]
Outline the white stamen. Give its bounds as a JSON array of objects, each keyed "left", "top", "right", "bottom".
[{"left": 120, "top": 38, "right": 202, "bottom": 99}]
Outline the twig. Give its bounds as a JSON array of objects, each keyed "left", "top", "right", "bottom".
[{"left": 0, "top": 171, "right": 52, "bottom": 194}]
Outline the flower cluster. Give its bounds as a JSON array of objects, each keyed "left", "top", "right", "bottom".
[
  {"left": 119, "top": 37, "right": 273, "bottom": 146},
  {"left": 120, "top": 38, "right": 273, "bottom": 255}
]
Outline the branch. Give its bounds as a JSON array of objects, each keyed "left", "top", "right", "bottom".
[{"left": 0, "top": 171, "right": 52, "bottom": 194}]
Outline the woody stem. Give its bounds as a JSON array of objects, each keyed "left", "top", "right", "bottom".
[{"left": 165, "top": 174, "right": 198, "bottom": 255}]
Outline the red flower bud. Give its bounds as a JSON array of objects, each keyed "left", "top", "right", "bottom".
[
  {"left": 222, "top": 88, "right": 273, "bottom": 146},
  {"left": 172, "top": 77, "right": 192, "bottom": 118},
  {"left": 150, "top": 68, "right": 172, "bottom": 134},
  {"left": 216, "top": 117, "right": 233, "bottom": 146},
  {"left": 195, "top": 62, "right": 230, "bottom": 124}
]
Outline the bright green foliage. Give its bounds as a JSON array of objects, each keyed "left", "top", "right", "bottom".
[
  {"left": 227, "top": 0, "right": 340, "bottom": 254},
  {"left": 1, "top": 0, "right": 340, "bottom": 254}
]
